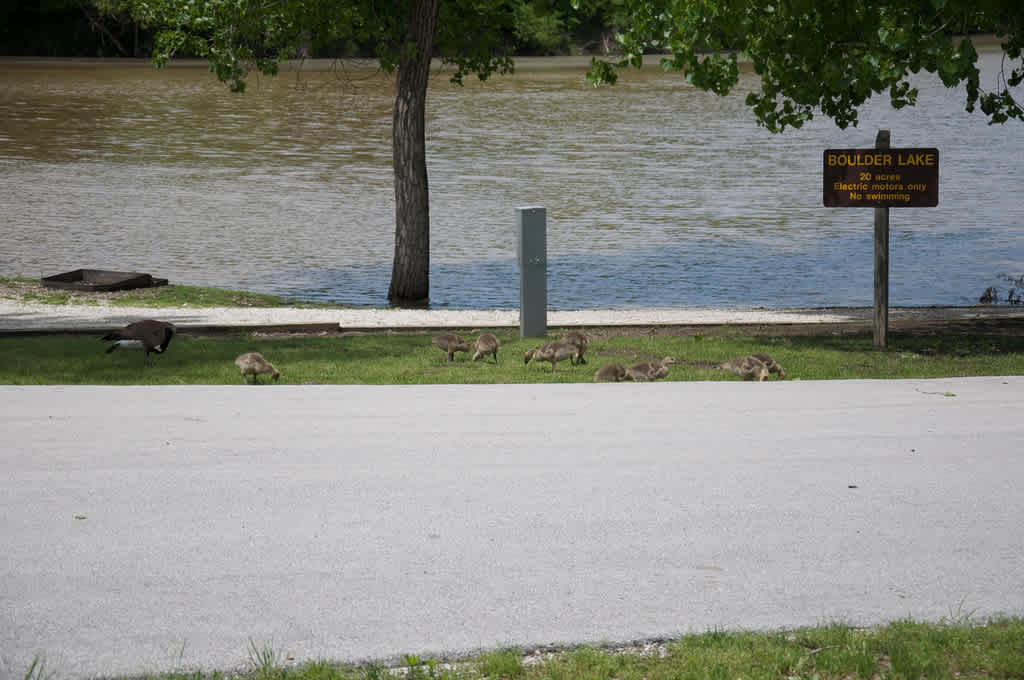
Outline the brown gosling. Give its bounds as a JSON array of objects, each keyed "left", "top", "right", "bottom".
[
  {"left": 235, "top": 352, "right": 280, "bottom": 384},
  {"left": 717, "top": 355, "right": 771, "bottom": 381},
  {"left": 101, "top": 319, "right": 176, "bottom": 366},
  {"left": 594, "top": 362, "right": 627, "bottom": 382},
  {"left": 433, "top": 333, "right": 471, "bottom": 362},
  {"left": 562, "top": 330, "right": 589, "bottom": 365},
  {"left": 750, "top": 352, "right": 786, "bottom": 379},
  {"left": 626, "top": 356, "right": 678, "bottom": 381},
  {"left": 523, "top": 341, "right": 580, "bottom": 372},
  {"left": 471, "top": 332, "right": 500, "bottom": 363}
]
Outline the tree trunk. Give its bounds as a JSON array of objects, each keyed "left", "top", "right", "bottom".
[{"left": 388, "top": 0, "right": 439, "bottom": 306}]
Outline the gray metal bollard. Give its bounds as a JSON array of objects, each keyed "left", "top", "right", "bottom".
[{"left": 516, "top": 206, "right": 547, "bottom": 338}]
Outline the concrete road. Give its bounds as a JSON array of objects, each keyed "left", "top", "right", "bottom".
[{"left": 2, "top": 378, "right": 1023, "bottom": 679}]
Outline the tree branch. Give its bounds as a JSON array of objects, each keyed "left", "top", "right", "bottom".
[{"left": 79, "top": 2, "right": 130, "bottom": 56}]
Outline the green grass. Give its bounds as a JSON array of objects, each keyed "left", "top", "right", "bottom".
[
  {"left": 103, "top": 283, "right": 311, "bottom": 308},
  {"left": 66, "top": 617, "right": 1024, "bottom": 680},
  {"left": 0, "top": 276, "right": 329, "bottom": 308},
  {"left": 2, "top": 277, "right": 1022, "bottom": 384},
  {"left": 1, "top": 324, "right": 1022, "bottom": 385}
]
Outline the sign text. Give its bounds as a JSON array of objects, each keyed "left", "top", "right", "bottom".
[{"left": 823, "top": 148, "right": 939, "bottom": 207}]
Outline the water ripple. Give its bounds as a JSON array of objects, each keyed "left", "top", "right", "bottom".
[{"left": 1, "top": 55, "right": 1021, "bottom": 308}]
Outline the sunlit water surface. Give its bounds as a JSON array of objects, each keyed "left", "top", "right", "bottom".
[{"left": 1, "top": 52, "right": 1022, "bottom": 309}]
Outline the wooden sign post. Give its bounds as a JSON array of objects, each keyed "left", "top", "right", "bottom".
[
  {"left": 874, "top": 131, "right": 891, "bottom": 350},
  {"left": 823, "top": 132, "right": 939, "bottom": 348}
]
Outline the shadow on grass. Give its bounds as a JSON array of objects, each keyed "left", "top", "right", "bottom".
[{"left": 775, "top": 326, "right": 1024, "bottom": 356}]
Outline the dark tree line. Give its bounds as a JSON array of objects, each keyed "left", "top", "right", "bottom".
[
  {"left": 0, "top": 0, "right": 624, "bottom": 57},
  {"left": 1, "top": 0, "right": 140, "bottom": 56}
]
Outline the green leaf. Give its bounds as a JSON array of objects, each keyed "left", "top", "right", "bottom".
[{"left": 598, "top": 0, "right": 1024, "bottom": 128}]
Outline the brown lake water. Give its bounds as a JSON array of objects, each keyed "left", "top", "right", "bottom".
[{"left": 1, "top": 52, "right": 1022, "bottom": 309}]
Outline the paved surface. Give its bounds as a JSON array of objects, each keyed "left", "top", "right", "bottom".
[
  {"left": 3, "top": 378, "right": 1024, "bottom": 679},
  {"left": 3, "top": 299, "right": 1024, "bottom": 333}
]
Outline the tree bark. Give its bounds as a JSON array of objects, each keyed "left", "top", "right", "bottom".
[{"left": 388, "top": 0, "right": 439, "bottom": 306}]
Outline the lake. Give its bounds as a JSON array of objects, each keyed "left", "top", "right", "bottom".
[{"left": 1, "top": 49, "right": 1022, "bottom": 309}]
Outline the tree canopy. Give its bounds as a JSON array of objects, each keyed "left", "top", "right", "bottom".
[
  {"left": 129, "top": 1, "right": 519, "bottom": 90},
  {"left": 585, "top": 0, "right": 1023, "bottom": 131}
]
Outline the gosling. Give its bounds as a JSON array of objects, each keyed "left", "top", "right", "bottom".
[
  {"left": 101, "top": 319, "right": 176, "bottom": 366},
  {"left": 750, "top": 352, "right": 786, "bottom": 379},
  {"left": 562, "top": 330, "right": 589, "bottom": 365},
  {"left": 524, "top": 341, "right": 580, "bottom": 372},
  {"left": 717, "top": 355, "right": 770, "bottom": 381},
  {"left": 626, "top": 356, "right": 678, "bottom": 381},
  {"left": 594, "top": 362, "right": 627, "bottom": 382},
  {"left": 471, "top": 332, "right": 500, "bottom": 363},
  {"left": 433, "top": 333, "right": 471, "bottom": 362},
  {"left": 235, "top": 352, "right": 280, "bottom": 384}
]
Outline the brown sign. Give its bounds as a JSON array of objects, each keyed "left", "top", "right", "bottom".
[{"left": 823, "top": 148, "right": 939, "bottom": 207}]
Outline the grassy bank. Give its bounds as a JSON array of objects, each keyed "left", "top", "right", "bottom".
[
  {"left": 2, "top": 278, "right": 1023, "bottom": 384},
  {"left": 24, "top": 618, "right": 1024, "bottom": 680},
  {"left": 1, "top": 322, "right": 1023, "bottom": 384},
  {"left": 0, "top": 276, "right": 320, "bottom": 308}
]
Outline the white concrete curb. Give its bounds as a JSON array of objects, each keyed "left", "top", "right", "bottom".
[{"left": 2, "top": 300, "right": 1023, "bottom": 332}]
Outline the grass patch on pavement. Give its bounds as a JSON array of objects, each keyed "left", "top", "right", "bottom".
[
  {"left": 0, "top": 324, "right": 1023, "bottom": 384},
  {"left": 42, "top": 617, "right": 1023, "bottom": 679}
]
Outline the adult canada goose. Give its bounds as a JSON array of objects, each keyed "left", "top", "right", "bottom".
[
  {"left": 594, "top": 362, "right": 627, "bottom": 382},
  {"left": 523, "top": 341, "right": 580, "bottom": 372},
  {"left": 717, "top": 355, "right": 770, "bottom": 381},
  {"left": 471, "top": 332, "right": 500, "bottom": 363},
  {"left": 626, "top": 356, "right": 677, "bottom": 381},
  {"left": 562, "top": 330, "right": 589, "bottom": 365},
  {"left": 433, "top": 333, "right": 471, "bottom": 362},
  {"left": 235, "top": 352, "right": 280, "bottom": 383},
  {"left": 750, "top": 352, "right": 786, "bottom": 379},
  {"left": 101, "top": 319, "right": 176, "bottom": 366}
]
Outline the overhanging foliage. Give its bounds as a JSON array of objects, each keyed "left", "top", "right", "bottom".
[{"left": 584, "top": 0, "right": 1023, "bottom": 131}]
